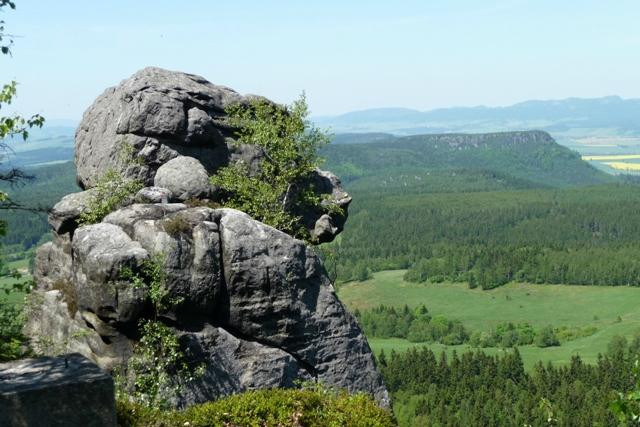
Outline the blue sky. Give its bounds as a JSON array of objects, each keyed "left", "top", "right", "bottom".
[{"left": 2, "top": 0, "right": 639, "bottom": 120}]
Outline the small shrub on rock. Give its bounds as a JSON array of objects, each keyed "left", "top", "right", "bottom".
[
  {"left": 116, "top": 254, "right": 199, "bottom": 409},
  {"left": 78, "top": 169, "right": 142, "bottom": 225},
  {"left": 211, "top": 94, "right": 330, "bottom": 240},
  {"left": 162, "top": 216, "right": 191, "bottom": 236}
]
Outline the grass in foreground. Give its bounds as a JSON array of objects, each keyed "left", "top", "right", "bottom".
[
  {"left": 338, "top": 270, "right": 640, "bottom": 369},
  {"left": 117, "top": 387, "right": 394, "bottom": 427}
]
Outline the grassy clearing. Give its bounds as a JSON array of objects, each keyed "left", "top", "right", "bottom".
[
  {"left": 338, "top": 270, "right": 640, "bottom": 369},
  {"left": 0, "top": 259, "right": 31, "bottom": 305}
]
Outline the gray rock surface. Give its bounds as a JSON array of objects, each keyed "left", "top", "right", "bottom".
[
  {"left": 291, "top": 169, "right": 352, "bottom": 243},
  {"left": 0, "top": 354, "right": 116, "bottom": 427},
  {"left": 73, "top": 66, "right": 349, "bottom": 243},
  {"left": 75, "top": 67, "right": 243, "bottom": 189},
  {"left": 218, "top": 209, "right": 387, "bottom": 401},
  {"left": 33, "top": 234, "right": 73, "bottom": 291},
  {"left": 154, "top": 156, "right": 212, "bottom": 201},
  {"left": 23, "top": 290, "right": 130, "bottom": 369},
  {"left": 178, "top": 325, "right": 312, "bottom": 404},
  {"left": 48, "top": 189, "right": 97, "bottom": 234},
  {"left": 26, "top": 206, "right": 389, "bottom": 408},
  {"left": 72, "top": 223, "right": 149, "bottom": 323},
  {"left": 102, "top": 202, "right": 187, "bottom": 235},
  {"left": 135, "top": 186, "right": 173, "bottom": 203}
]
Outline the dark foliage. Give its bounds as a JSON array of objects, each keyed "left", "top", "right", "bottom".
[
  {"left": 329, "top": 183, "right": 640, "bottom": 288},
  {"left": 355, "top": 304, "right": 469, "bottom": 345},
  {"left": 382, "top": 341, "right": 640, "bottom": 426},
  {"left": 0, "top": 161, "right": 79, "bottom": 255}
]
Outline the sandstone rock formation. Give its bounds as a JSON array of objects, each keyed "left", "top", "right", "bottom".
[
  {"left": 25, "top": 68, "right": 388, "bottom": 408},
  {"left": 74, "top": 66, "right": 350, "bottom": 243}
]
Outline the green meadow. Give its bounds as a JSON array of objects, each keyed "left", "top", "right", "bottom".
[
  {"left": 337, "top": 270, "right": 640, "bottom": 370},
  {"left": 0, "top": 258, "right": 32, "bottom": 305}
]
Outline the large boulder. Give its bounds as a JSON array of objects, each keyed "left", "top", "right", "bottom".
[
  {"left": 135, "top": 186, "right": 173, "bottom": 204},
  {"left": 48, "top": 189, "right": 97, "bottom": 234},
  {"left": 75, "top": 67, "right": 242, "bottom": 189},
  {"left": 74, "top": 66, "right": 348, "bottom": 243},
  {"left": 26, "top": 206, "right": 389, "bottom": 407},
  {"left": 0, "top": 354, "right": 116, "bottom": 427},
  {"left": 218, "top": 209, "right": 385, "bottom": 400},
  {"left": 153, "top": 156, "right": 212, "bottom": 201}
]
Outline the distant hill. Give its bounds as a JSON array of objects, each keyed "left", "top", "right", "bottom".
[
  {"left": 7, "top": 96, "right": 640, "bottom": 168},
  {"left": 1, "top": 125, "right": 75, "bottom": 167},
  {"left": 330, "top": 132, "right": 394, "bottom": 145},
  {"left": 323, "top": 132, "right": 640, "bottom": 290},
  {"left": 315, "top": 96, "right": 640, "bottom": 141},
  {"left": 322, "top": 130, "right": 615, "bottom": 190}
]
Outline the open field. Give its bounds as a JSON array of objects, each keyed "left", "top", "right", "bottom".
[
  {"left": 582, "top": 154, "right": 640, "bottom": 161},
  {"left": 0, "top": 259, "right": 32, "bottom": 305},
  {"left": 338, "top": 270, "right": 640, "bottom": 369},
  {"left": 604, "top": 161, "right": 640, "bottom": 171}
]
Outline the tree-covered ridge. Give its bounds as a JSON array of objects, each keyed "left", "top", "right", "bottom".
[
  {"left": 322, "top": 130, "right": 614, "bottom": 188},
  {"left": 331, "top": 184, "right": 640, "bottom": 287}
]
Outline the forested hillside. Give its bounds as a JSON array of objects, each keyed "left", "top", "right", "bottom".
[
  {"left": 322, "top": 130, "right": 614, "bottom": 188},
  {"left": 329, "top": 185, "right": 640, "bottom": 287},
  {"left": 0, "top": 161, "right": 78, "bottom": 256},
  {"left": 319, "top": 131, "right": 640, "bottom": 288},
  {"left": 321, "top": 130, "right": 640, "bottom": 425}
]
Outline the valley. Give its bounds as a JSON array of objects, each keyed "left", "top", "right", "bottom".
[
  {"left": 4, "top": 120, "right": 640, "bottom": 426},
  {"left": 338, "top": 270, "right": 640, "bottom": 370}
]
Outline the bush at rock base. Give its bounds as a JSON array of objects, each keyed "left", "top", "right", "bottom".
[{"left": 117, "top": 385, "right": 395, "bottom": 427}]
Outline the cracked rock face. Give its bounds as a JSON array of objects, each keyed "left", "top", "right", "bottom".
[
  {"left": 26, "top": 204, "right": 389, "bottom": 407},
  {"left": 74, "top": 66, "right": 349, "bottom": 243}
]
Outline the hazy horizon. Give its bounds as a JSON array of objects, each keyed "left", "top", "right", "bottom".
[
  {"left": 14, "top": 94, "right": 640, "bottom": 126},
  {"left": 3, "top": 1, "right": 640, "bottom": 120}
]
